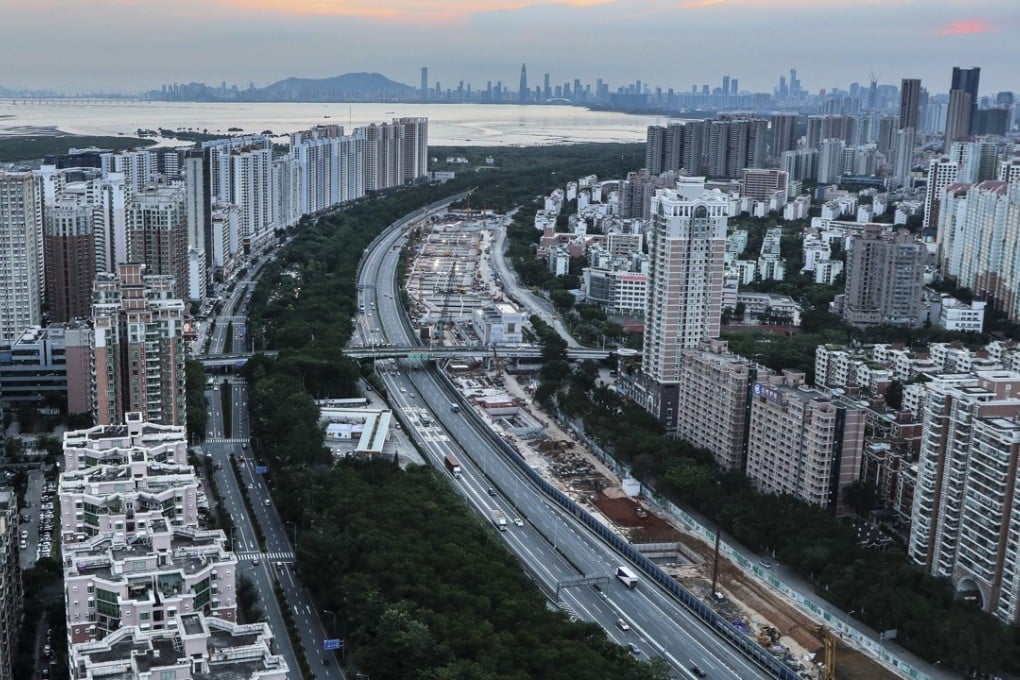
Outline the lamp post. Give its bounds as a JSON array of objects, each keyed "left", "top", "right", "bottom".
[{"left": 323, "top": 609, "right": 338, "bottom": 635}]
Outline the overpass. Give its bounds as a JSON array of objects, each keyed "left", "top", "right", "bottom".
[
  {"left": 345, "top": 344, "right": 619, "bottom": 361},
  {"left": 197, "top": 351, "right": 277, "bottom": 369},
  {"left": 197, "top": 345, "right": 624, "bottom": 368}
]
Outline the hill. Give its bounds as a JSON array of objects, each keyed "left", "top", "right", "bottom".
[{"left": 258, "top": 72, "right": 415, "bottom": 101}]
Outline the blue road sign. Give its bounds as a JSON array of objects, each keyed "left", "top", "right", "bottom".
[
  {"left": 323, "top": 638, "right": 343, "bottom": 651},
  {"left": 255, "top": 466, "right": 268, "bottom": 474}
]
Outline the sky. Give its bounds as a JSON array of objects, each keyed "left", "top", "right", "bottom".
[{"left": 1, "top": 0, "right": 1017, "bottom": 95}]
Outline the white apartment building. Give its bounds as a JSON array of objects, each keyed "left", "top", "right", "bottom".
[
  {"left": 909, "top": 371, "right": 1020, "bottom": 624},
  {"left": 639, "top": 178, "right": 728, "bottom": 431},
  {"left": 60, "top": 414, "right": 244, "bottom": 655},
  {"left": 813, "top": 259, "right": 844, "bottom": 285},
  {"left": 925, "top": 156, "right": 959, "bottom": 232},
  {"left": 938, "top": 297, "right": 986, "bottom": 332},
  {"left": 0, "top": 171, "right": 43, "bottom": 342},
  {"left": 229, "top": 146, "right": 274, "bottom": 247},
  {"left": 101, "top": 149, "right": 156, "bottom": 194},
  {"left": 582, "top": 268, "right": 648, "bottom": 316}
]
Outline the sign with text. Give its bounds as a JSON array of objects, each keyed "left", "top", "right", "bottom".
[
  {"left": 753, "top": 382, "right": 783, "bottom": 404},
  {"left": 323, "top": 638, "right": 343, "bottom": 651}
]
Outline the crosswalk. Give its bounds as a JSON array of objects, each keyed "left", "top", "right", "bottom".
[
  {"left": 237, "top": 551, "right": 295, "bottom": 562},
  {"left": 204, "top": 437, "right": 249, "bottom": 444}
]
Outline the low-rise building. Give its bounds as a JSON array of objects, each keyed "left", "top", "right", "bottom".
[
  {"left": 938, "top": 297, "right": 986, "bottom": 332},
  {"left": 582, "top": 268, "right": 647, "bottom": 316},
  {"left": 471, "top": 303, "right": 525, "bottom": 345},
  {"left": 0, "top": 325, "right": 68, "bottom": 407}
]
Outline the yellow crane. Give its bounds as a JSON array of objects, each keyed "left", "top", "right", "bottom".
[{"left": 815, "top": 625, "right": 836, "bottom": 680}]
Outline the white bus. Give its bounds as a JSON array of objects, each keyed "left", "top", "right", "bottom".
[{"left": 616, "top": 565, "right": 638, "bottom": 589}]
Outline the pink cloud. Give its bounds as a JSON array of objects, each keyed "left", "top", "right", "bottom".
[
  {"left": 936, "top": 19, "right": 994, "bottom": 36},
  {"left": 679, "top": 0, "right": 725, "bottom": 7}
]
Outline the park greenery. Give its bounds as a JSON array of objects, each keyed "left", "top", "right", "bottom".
[
  {"left": 0, "top": 134, "right": 155, "bottom": 163},
  {"left": 240, "top": 143, "right": 670, "bottom": 679}
]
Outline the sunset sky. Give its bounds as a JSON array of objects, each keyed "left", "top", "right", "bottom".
[{"left": 1, "top": 0, "right": 1016, "bottom": 94}]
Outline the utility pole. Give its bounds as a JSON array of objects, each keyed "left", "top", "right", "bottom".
[{"left": 710, "top": 527, "right": 722, "bottom": 596}]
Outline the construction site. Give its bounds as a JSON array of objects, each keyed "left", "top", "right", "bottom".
[
  {"left": 450, "top": 365, "right": 901, "bottom": 680},
  {"left": 404, "top": 211, "right": 508, "bottom": 344}
]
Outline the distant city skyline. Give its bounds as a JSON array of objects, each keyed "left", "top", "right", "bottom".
[{"left": 1, "top": 0, "right": 1016, "bottom": 94}]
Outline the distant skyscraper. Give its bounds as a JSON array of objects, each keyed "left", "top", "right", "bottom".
[
  {"left": 944, "top": 89, "right": 973, "bottom": 151},
  {"left": 543, "top": 73, "right": 551, "bottom": 100},
  {"left": 639, "top": 178, "right": 727, "bottom": 432},
  {"left": 722, "top": 75, "right": 730, "bottom": 95},
  {"left": 518, "top": 63, "right": 528, "bottom": 104},
  {"left": 951, "top": 66, "right": 981, "bottom": 131},
  {"left": 420, "top": 67, "right": 428, "bottom": 98},
  {"left": 892, "top": 128, "right": 916, "bottom": 186},
  {"left": 731, "top": 78, "right": 738, "bottom": 95},
  {"left": 769, "top": 113, "right": 798, "bottom": 158},
  {"left": 899, "top": 78, "right": 922, "bottom": 130},
  {"left": 0, "top": 171, "right": 42, "bottom": 342}
]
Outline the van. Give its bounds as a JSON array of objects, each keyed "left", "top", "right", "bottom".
[{"left": 616, "top": 618, "right": 631, "bottom": 631}]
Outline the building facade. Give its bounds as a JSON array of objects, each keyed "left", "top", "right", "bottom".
[
  {"left": 91, "top": 264, "right": 186, "bottom": 427},
  {"left": 909, "top": 371, "right": 1020, "bottom": 624},
  {"left": 745, "top": 372, "right": 866, "bottom": 513},
  {"left": 639, "top": 178, "right": 728, "bottom": 432},
  {"left": 0, "top": 171, "right": 42, "bottom": 342},
  {"left": 675, "top": 339, "right": 755, "bottom": 471},
  {"left": 0, "top": 488, "right": 23, "bottom": 680},
  {"left": 839, "top": 223, "right": 925, "bottom": 328}
]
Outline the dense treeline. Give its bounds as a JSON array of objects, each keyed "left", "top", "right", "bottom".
[
  {"left": 240, "top": 144, "right": 671, "bottom": 678},
  {"left": 184, "top": 360, "right": 208, "bottom": 441},
  {"left": 277, "top": 460, "right": 666, "bottom": 680}
]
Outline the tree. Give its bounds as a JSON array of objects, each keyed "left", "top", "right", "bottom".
[
  {"left": 885, "top": 379, "right": 905, "bottom": 410},
  {"left": 550, "top": 289, "right": 576, "bottom": 311}
]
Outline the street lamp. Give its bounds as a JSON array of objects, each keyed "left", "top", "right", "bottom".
[
  {"left": 844, "top": 609, "right": 857, "bottom": 631},
  {"left": 323, "top": 609, "right": 338, "bottom": 634}
]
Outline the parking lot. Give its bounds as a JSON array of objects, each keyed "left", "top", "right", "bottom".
[{"left": 19, "top": 468, "right": 57, "bottom": 569}]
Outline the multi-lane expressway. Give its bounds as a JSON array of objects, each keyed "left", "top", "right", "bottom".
[
  {"left": 353, "top": 204, "right": 785, "bottom": 680},
  {"left": 201, "top": 246, "right": 345, "bottom": 680}
]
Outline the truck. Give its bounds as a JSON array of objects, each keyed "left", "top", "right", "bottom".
[
  {"left": 492, "top": 510, "right": 508, "bottom": 531},
  {"left": 444, "top": 454, "right": 462, "bottom": 478},
  {"left": 616, "top": 565, "right": 638, "bottom": 589}
]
